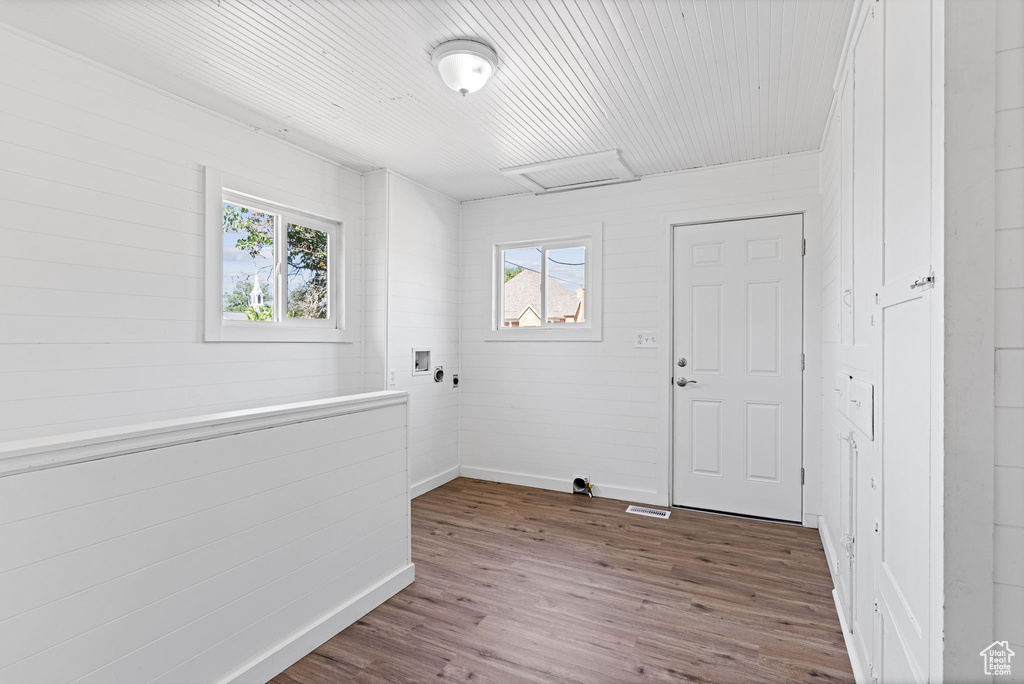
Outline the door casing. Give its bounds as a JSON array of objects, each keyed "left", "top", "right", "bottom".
[
  {"left": 668, "top": 213, "right": 805, "bottom": 521},
  {"left": 657, "top": 199, "right": 822, "bottom": 527}
]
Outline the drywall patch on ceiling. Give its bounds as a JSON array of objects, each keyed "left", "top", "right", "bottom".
[{"left": 500, "top": 150, "right": 636, "bottom": 194}]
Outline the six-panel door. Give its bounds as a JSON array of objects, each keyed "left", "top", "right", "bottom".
[{"left": 672, "top": 214, "right": 804, "bottom": 522}]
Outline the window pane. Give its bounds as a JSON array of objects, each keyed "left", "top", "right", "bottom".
[
  {"left": 286, "top": 224, "right": 329, "bottom": 319},
  {"left": 501, "top": 247, "right": 542, "bottom": 327},
  {"left": 222, "top": 202, "right": 275, "bottom": 321},
  {"left": 546, "top": 246, "right": 585, "bottom": 324}
]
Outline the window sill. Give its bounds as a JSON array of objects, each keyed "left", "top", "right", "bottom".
[
  {"left": 483, "top": 326, "right": 601, "bottom": 342},
  {"left": 206, "top": 323, "right": 355, "bottom": 343}
]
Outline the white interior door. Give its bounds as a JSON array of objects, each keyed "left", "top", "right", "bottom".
[
  {"left": 873, "top": 0, "right": 936, "bottom": 681},
  {"left": 671, "top": 214, "right": 804, "bottom": 522}
]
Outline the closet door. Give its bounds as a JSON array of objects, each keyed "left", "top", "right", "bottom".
[{"left": 875, "top": 0, "right": 937, "bottom": 681}]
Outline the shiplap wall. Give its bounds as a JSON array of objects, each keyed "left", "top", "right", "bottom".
[
  {"left": 385, "top": 173, "right": 461, "bottom": 495},
  {"left": 994, "top": 0, "right": 1024, "bottom": 667},
  {"left": 0, "top": 27, "right": 364, "bottom": 442},
  {"left": 460, "top": 154, "right": 820, "bottom": 506},
  {"left": 0, "top": 395, "right": 412, "bottom": 684},
  {"left": 364, "top": 171, "right": 460, "bottom": 495}
]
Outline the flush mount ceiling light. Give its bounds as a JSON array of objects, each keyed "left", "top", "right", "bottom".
[{"left": 431, "top": 39, "right": 498, "bottom": 96}]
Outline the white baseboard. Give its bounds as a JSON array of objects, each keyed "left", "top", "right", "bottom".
[
  {"left": 803, "top": 513, "right": 819, "bottom": 529},
  {"left": 819, "top": 515, "right": 840, "bottom": 583},
  {"left": 458, "top": 466, "right": 668, "bottom": 507},
  {"left": 220, "top": 563, "right": 415, "bottom": 684},
  {"left": 411, "top": 465, "right": 460, "bottom": 498},
  {"left": 831, "top": 588, "right": 870, "bottom": 684},
  {"left": 819, "top": 518, "right": 869, "bottom": 684}
]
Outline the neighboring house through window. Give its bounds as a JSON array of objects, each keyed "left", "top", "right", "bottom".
[
  {"left": 489, "top": 225, "right": 602, "bottom": 341},
  {"left": 502, "top": 267, "right": 585, "bottom": 327}
]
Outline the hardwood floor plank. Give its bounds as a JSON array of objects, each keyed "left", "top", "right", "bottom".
[{"left": 271, "top": 478, "right": 853, "bottom": 683}]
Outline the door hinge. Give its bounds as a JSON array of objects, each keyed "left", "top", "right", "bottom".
[
  {"left": 802, "top": 238, "right": 806, "bottom": 256},
  {"left": 801, "top": 353, "right": 805, "bottom": 371},
  {"left": 801, "top": 467, "right": 805, "bottom": 485}
]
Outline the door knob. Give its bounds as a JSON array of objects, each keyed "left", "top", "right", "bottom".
[
  {"left": 677, "top": 357, "right": 687, "bottom": 367},
  {"left": 676, "top": 377, "right": 696, "bottom": 387}
]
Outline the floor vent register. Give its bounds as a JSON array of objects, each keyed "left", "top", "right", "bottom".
[{"left": 626, "top": 505, "right": 671, "bottom": 519}]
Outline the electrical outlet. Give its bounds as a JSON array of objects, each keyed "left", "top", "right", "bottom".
[
  {"left": 388, "top": 369, "right": 396, "bottom": 387},
  {"left": 635, "top": 331, "right": 657, "bottom": 348}
]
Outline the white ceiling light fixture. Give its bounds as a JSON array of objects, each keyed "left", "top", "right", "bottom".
[{"left": 431, "top": 39, "right": 498, "bottom": 96}]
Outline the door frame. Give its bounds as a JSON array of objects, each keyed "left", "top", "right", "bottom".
[{"left": 658, "top": 199, "right": 823, "bottom": 528}]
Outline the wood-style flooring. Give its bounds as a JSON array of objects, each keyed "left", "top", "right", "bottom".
[{"left": 272, "top": 478, "right": 853, "bottom": 683}]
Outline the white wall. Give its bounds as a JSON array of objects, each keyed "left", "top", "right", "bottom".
[
  {"left": 0, "top": 393, "right": 412, "bottom": 684},
  {"left": 365, "top": 171, "right": 461, "bottom": 496},
  {"left": 0, "top": 26, "right": 365, "bottom": 442},
  {"left": 994, "top": 0, "right": 1024, "bottom": 671},
  {"left": 944, "top": 0, "right": 997, "bottom": 678},
  {"left": 460, "top": 153, "right": 821, "bottom": 508}
]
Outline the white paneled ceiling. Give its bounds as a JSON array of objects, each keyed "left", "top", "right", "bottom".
[{"left": 1, "top": 0, "right": 855, "bottom": 201}]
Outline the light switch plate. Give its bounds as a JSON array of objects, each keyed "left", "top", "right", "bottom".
[{"left": 635, "top": 331, "right": 657, "bottom": 348}]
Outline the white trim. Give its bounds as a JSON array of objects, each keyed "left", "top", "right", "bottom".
[
  {"left": 411, "top": 465, "right": 460, "bottom": 498},
  {"left": 832, "top": 589, "right": 871, "bottom": 684},
  {"left": 459, "top": 466, "right": 667, "bottom": 507},
  {"left": 819, "top": 514, "right": 841, "bottom": 592},
  {"left": 500, "top": 149, "right": 635, "bottom": 194},
  {"left": 820, "top": 0, "right": 872, "bottom": 150},
  {"left": 457, "top": 188, "right": 464, "bottom": 474},
  {"left": 658, "top": 197, "right": 823, "bottom": 526},
  {"left": 500, "top": 149, "right": 627, "bottom": 177},
  {"left": 360, "top": 173, "right": 368, "bottom": 388},
  {"left": 204, "top": 166, "right": 226, "bottom": 341},
  {"left": 820, "top": 518, "right": 870, "bottom": 684},
  {"left": 0, "top": 391, "right": 408, "bottom": 478},
  {"left": 833, "top": 0, "right": 870, "bottom": 94},
  {"left": 379, "top": 168, "right": 461, "bottom": 204},
  {"left": 535, "top": 178, "right": 641, "bottom": 196},
  {"left": 404, "top": 393, "right": 413, "bottom": 565},
  {"left": 216, "top": 563, "right": 415, "bottom": 684},
  {"left": 461, "top": 151, "right": 822, "bottom": 206},
  {"left": 485, "top": 223, "right": 603, "bottom": 342},
  {"left": 383, "top": 170, "right": 392, "bottom": 389}
]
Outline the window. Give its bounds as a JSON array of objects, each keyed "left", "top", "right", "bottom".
[
  {"left": 204, "top": 168, "right": 351, "bottom": 342},
  {"left": 490, "top": 225, "right": 601, "bottom": 341}
]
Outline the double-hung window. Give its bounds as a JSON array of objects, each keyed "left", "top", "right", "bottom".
[
  {"left": 489, "top": 225, "right": 602, "bottom": 341},
  {"left": 204, "top": 168, "right": 351, "bottom": 343}
]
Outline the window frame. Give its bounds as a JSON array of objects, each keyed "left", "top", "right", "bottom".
[
  {"left": 487, "top": 223, "right": 602, "bottom": 342},
  {"left": 204, "top": 167, "right": 353, "bottom": 343}
]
